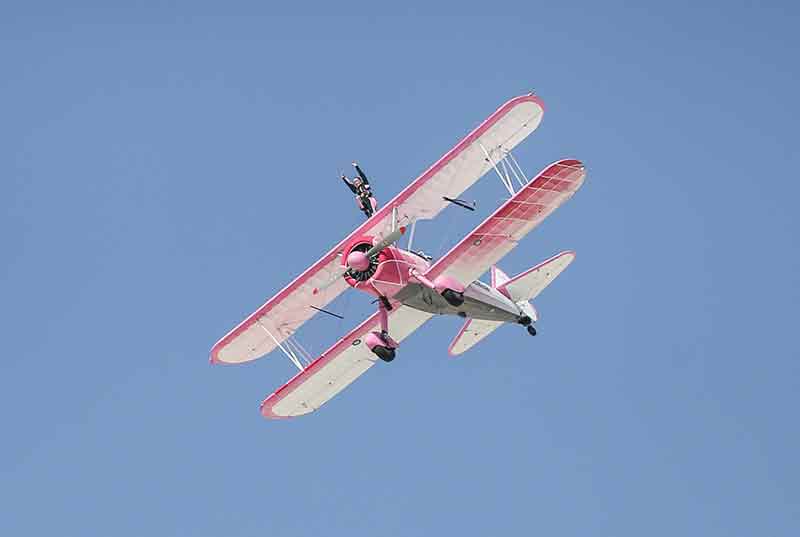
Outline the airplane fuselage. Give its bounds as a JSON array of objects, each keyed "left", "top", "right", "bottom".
[
  {"left": 341, "top": 237, "right": 525, "bottom": 323},
  {"left": 395, "top": 278, "right": 522, "bottom": 322}
]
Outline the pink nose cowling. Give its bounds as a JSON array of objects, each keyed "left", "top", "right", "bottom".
[{"left": 347, "top": 251, "right": 370, "bottom": 272}]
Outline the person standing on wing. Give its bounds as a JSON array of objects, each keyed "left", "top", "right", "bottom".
[{"left": 341, "top": 161, "right": 378, "bottom": 219}]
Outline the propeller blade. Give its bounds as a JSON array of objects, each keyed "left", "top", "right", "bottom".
[{"left": 365, "top": 227, "right": 406, "bottom": 258}]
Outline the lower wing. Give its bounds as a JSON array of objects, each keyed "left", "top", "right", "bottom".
[{"left": 260, "top": 307, "right": 433, "bottom": 419}]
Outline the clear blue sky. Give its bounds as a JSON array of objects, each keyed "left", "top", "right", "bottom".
[{"left": 2, "top": 2, "right": 798, "bottom": 536}]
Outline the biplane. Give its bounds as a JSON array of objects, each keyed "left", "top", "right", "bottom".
[{"left": 210, "top": 94, "right": 586, "bottom": 419}]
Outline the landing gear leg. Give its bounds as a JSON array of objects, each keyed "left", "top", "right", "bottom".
[
  {"left": 370, "top": 297, "right": 398, "bottom": 362},
  {"left": 358, "top": 195, "right": 375, "bottom": 218}
]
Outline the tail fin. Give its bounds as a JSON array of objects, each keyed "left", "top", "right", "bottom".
[
  {"left": 498, "top": 251, "right": 576, "bottom": 303},
  {"left": 490, "top": 265, "right": 511, "bottom": 288},
  {"left": 448, "top": 268, "right": 509, "bottom": 356},
  {"left": 449, "top": 252, "right": 575, "bottom": 356}
]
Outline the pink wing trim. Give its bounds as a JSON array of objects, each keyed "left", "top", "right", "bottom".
[
  {"left": 425, "top": 159, "right": 585, "bottom": 285},
  {"left": 447, "top": 318, "right": 474, "bottom": 355},
  {"left": 210, "top": 94, "right": 544, "bottom": 365}
]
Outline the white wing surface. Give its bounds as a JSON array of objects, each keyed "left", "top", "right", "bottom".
[
  {"left": 448, "top": 318, "right": 504, "bottom": 356},
  {"left": 500, "top": 251, "right": 576, "bottom": 302},
  {"left": 260, "top": 307, "right": 433, "bottom": 419}
]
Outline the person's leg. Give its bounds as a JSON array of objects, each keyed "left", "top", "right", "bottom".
[{"left": 360, "top": 195, "right": 373, "bottom": 217}]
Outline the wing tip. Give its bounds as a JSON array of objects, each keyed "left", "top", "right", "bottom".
[
  {"left": 511, "top": 92, "right": 546, "bottom": 113},
  {"left": 560, "top": 250, "right": 577, "bottom": 261},
  {"left": 209, "top": 344, "right": 222, "bottom": 365},
  {"left": 209, "top": 340, "right": 241, "bottom": 365},
  {"left": 260, "top": 396, "right": 315, "bottom": 420},
  {"left": 259, "top": 398, "right": 286, "bottom": 419},
  {"left": 447, "top": 341, "right": 459, "bottom": 356},
  {"left": 208, "top": 344, "right": 248, "bottom": 366}
]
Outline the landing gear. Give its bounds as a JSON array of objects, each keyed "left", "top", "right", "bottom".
[
  {"left": 368, "top": 299, "right": 399, "bottom": 363},
  {"left": 372, "top": 345, "right": 396, "bottom": 362},
  {"left": 441, "top": 288, "right": 465, "bottom": 307},
  {"left": 518, "top": 315, "right": 536, "bottom": 336},
  {"left": 368, "top": 331, "right": 397, "bottom": 362}
]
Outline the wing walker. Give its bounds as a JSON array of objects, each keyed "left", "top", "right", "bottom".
[{"left": 210, "top": 94, "right": 586, "bottom": 419}]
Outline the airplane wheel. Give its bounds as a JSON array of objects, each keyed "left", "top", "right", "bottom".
[
  {"left": 527, "top": 325, "right": 537, "bottom": 337},
  {"left": 441, "top": 289, "right": 465, "bottom": 307},
  {"left": 372, "top": 345, "right": 396, "bottom": 362}
]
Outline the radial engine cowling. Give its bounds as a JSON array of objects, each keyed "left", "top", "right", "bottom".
[{"left": 344, "top": 241, "right": 379, "bottom": 282}]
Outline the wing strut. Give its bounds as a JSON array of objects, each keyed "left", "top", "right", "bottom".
[
  {"left": 479, "top": 142, "right": 515, "bottom": 195},
  {"left": 506, "top": 151, "right": 529, "bottom": 188},
  {"left": 257, "top": 321, "right": 311, "bottom": 372},
  {"left": 407, "top": 219, "right": 417, "bottom": 252},
  {"left": 479, "top": 143, "right": 535, "bottom": 196}
]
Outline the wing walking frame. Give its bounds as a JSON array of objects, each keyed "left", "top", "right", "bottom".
[{"left": 210, "top": 93, "right": 546, "bottom": 366}]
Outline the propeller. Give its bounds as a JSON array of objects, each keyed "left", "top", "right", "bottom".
[
  {"left": 313, "top": 227, "right": 406, "bottom": 295},
  {"left": 365, "top": 227, "right": 405, "bottom": 258}
]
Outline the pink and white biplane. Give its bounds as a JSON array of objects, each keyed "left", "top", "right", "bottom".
[{"left": 210, "top": 94, "right": 586, "bottom": 419}]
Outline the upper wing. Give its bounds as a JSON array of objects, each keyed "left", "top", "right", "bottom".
[
  {"left": 260, "top": 307, "right": 433, "bottom": 419},
  {"left": 210, "top": 94, "right": 545, "bottom": 365},
  {"left": 425, "top": 159, "right": 586, "bottom": 286}
]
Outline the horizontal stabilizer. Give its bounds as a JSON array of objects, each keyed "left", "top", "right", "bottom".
[
  {"left": 499, "top": 251, "right": 575, "bottom": 303},
  {"left": 448, "top": 318, "right": 504, "bottom": 356}
]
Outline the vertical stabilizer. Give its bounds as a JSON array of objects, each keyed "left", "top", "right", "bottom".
[{"left": 490, "top": 265, "right": 511, "bottom": 288}]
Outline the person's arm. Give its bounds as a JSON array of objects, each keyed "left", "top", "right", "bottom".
[
  {"left": 341, "top": 175, "right": 357, "bottom": 193},
  {"left": 353, "top": 162, "right": 369, "bottom": 185}
]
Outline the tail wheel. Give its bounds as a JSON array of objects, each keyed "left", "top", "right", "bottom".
[
  {"left": 441, "top": 289, "right": 465, "bottom": 307},
  {"left": 527, "top": 325, "right": 537, "bottom": 337},
  {"left": 372, "top": 345, "right": 396, "bottom": 362}
]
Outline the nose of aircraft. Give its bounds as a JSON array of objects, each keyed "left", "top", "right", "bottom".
[{"left": 347, "top": 251, "right": 370, "bottom": 271}]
